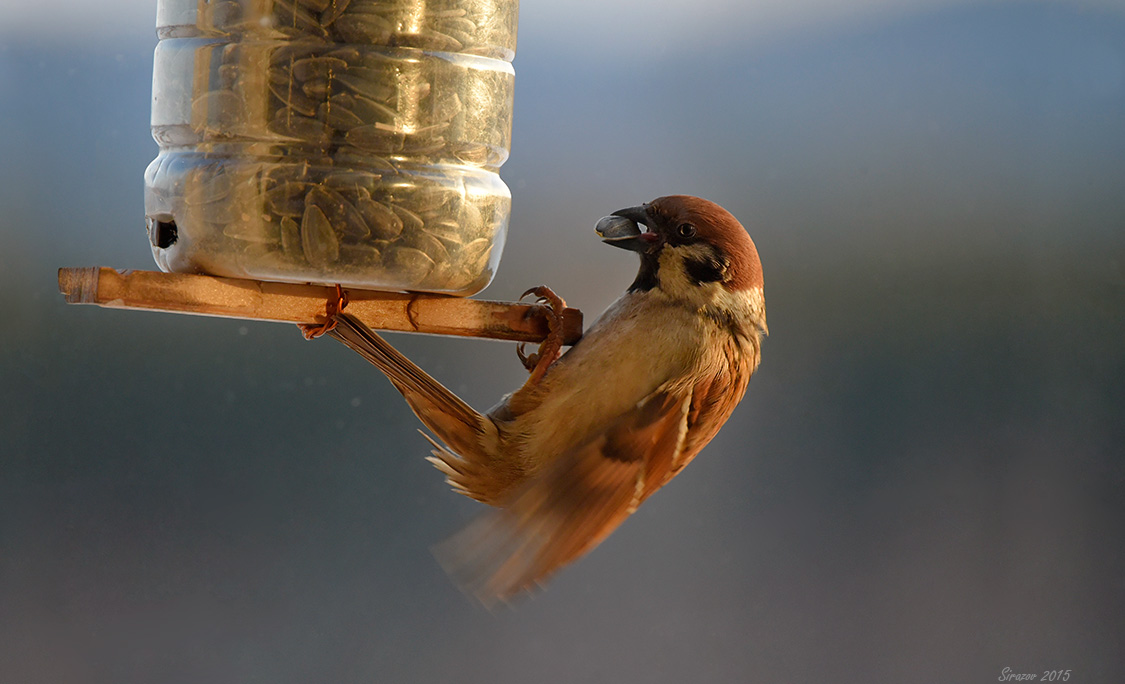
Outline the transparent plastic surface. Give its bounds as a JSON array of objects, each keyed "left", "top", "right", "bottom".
[{"left": 145, "top": 0, "right": 518, "bottom": 294}]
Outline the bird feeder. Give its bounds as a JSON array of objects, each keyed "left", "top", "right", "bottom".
[{"left": 59, "top": 0, "right": 582, "bottom": 344}]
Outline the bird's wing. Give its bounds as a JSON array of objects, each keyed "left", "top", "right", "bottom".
[
  {"left": 435, "top": 381, "right": 708, "bottom": 605},
  {"left": 659, "top": 343, "right": 753, "bottom": 495},
  {"left": 327, "top": 313, "right": 486, "bottom": 457}
]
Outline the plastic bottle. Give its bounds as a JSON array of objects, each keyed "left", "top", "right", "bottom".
[{"left": 145, "top": 0, "right": 518, "bottom": 295}]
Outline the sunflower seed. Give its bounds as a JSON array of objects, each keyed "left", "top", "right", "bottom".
[
  {"left": 301, "top": 204, "right": 339, "bottom": 267},
  {"left": 354, "top": 194, "right": 403, "bottom": 240},
  {"left": 408, "top": 230, "right": 450, "bottom": 264},
  {"left": 431, "top": 92, "right": 463, "bottom": 125},
  {"left": 306, "top": 185, "right": 371, "bottom": 239},
  {"left": 202, "top": 1, "right": 243, "bottom": 29},
  {"left": 324, "top": 170, "right": 381, "bottom": 194},
  {"left": 451, "top": 142, "right": 493, "bottom": 165},
  {"left": 269, "top": 79, "right": 320, "bottom": 117},
  {"left": 269, "top": 108, "right": 330, "bottom": 141},
  {"left": 224, "top": 218, "right": 279, "bottom": 244},
  {"left": 324, "top": 45, "right": 361, "bottom": 63},
  {"left": 331, "top": 148, "right": 397, "bottom": 172},
  {"left": 218, "top": 64, "right": 240, "bottom": 89},
  {"left": 334, "top": 72, "right": 397, "bottom": 105},
  {"left": 339, "top": 242, "right": 381, "bottom": 265},
  {"left": 338, "top": 92, "right": 398, "bottom": 125},
  {"left": 332, "top": 12, "right": 393, "bottom": 43},
  {"left": 319, "top": 0, "right": 352, "bottom": 27},
  {"left": 346, "top": 0, "right": 395, "bottom": 17},
  {"left": 389, "top": 203, "right": 425, "bottom": 233},
  {"left": 408, "top": 184, "right": 453, "bottom": 214},
  {"left": 460, "top": 237, "right": 493, "bottom": 272},
  {"left": 280, "top": 216, "right": 302, "bottom": 257},
  {"left": 392, "top": 27, "right": 462, "bottom": 52},
  {"left": 318, "top": 100, "right": 365, "bottom": 130},
  {"left": 290, "top": 56, "right": 348, "bottom": 82},
  {"left": 190, "top": 89, "right": 241, "bottom": 131},
  {"left": 424, "top": 218, "right": 464, "bottom": 246},
  {"left": 302, "top": 77, "right": 332, "bottom": 100},
  {"left": 438, "top": 16, "right": 476, "bottom": 33},
  {"left": 401, "top": 134, "right": 447, "bottom": 156},
  {"left": 184, "top": 167, "right": 233, "bottom": 206},
  {"left": 297, "top": 0, "right": 332, "bottom": 13},
  {"left": 385, "top": 246, "right": 435, "bottom": 283},
  {"left": 264, "top": 181, "right": 309, "bottom": 217},
  {"left": 271, "top": 42, "right": 324, "bottom": 67},
  {"left": 346, "top": 125, "right": 404, "bottom": 154},
  {"left": 438, "top": 26, "right": 477, "bottom": 50},
  {"left": 459, "top": 200, "right": 484, "bottom": 234},
  {"left": 273, "top": 0, "right": 327, "bottom": 38}
]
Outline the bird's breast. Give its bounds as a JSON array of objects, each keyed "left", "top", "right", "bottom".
[{"left": 503, "top": 294, "right": 711, "bottom": 470}]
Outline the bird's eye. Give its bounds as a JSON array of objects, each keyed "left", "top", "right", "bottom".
[{"left": 677, "top": 223, "right": 697, "bottom": 239}]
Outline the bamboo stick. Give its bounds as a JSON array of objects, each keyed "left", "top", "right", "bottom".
[{"left": 57, "top": 267, "right": 583, "bottom": 344}]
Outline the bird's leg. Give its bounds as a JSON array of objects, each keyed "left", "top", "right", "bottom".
[{"left": 514, "top": 285, "right": 567, "bottom": 386}]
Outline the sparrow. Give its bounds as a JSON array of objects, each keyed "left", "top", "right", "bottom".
[{"left": 326, "top": 195, "right": 767, "bottom": 603}]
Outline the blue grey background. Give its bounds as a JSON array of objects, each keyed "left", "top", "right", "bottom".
[{"left": 2, "top": 1, "right": 1123, "bottom": 682}]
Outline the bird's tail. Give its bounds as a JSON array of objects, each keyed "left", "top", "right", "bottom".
[{"left": 327, "top": 313, "right": 489, "bottom": 469}]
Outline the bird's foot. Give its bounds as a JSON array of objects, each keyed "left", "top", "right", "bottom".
[
  {"left": 515, "top": 285, "right": 567, "bottom": 385},
  {"left": 298, "top": 284, "right": 348, "bottom": 339}
]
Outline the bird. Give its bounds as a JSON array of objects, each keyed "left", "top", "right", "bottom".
[{"left": 325, "top": 195, "right": 767, "bottom": 604}]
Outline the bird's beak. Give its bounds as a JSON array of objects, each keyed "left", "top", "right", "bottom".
[{"left": 595, "top": 205, "right": 659, "bottom": 252}]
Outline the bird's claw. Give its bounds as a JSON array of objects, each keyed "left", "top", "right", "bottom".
[
  {"left": 516, "top": 285, "right": 567, "bottom": 385},
  {"left": 298, "top": 284, "right": 348, "bottom": 339},
  {"left": 516, "top": 343, "right": 540, "bottom": 372}
]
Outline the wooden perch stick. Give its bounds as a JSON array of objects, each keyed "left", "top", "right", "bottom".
[{"left": 58, "top": 267, "right": 583, "bottom": 344}]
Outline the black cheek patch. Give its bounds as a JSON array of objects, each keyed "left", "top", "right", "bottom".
[{"left": 684, "top": 254, "right": 727, "bottom": 285}]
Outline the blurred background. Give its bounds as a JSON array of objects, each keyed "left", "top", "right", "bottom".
[{"left": 2, "top": 0, "right": 1123, "bottom": 682}]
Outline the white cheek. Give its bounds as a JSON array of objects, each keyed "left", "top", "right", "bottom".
[
  {"left": 656, "top": 245, "right": 723, "bottom": 304},
  {"left": 656, "top": 245, "right": 767, "bottom": 332},
  {"left": 656, "top": 246, "right": 701, "bottom": 299}
]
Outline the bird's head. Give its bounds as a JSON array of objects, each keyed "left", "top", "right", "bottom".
[{"left": 596, "top": 196, "right": 766, "bottom": 332}]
